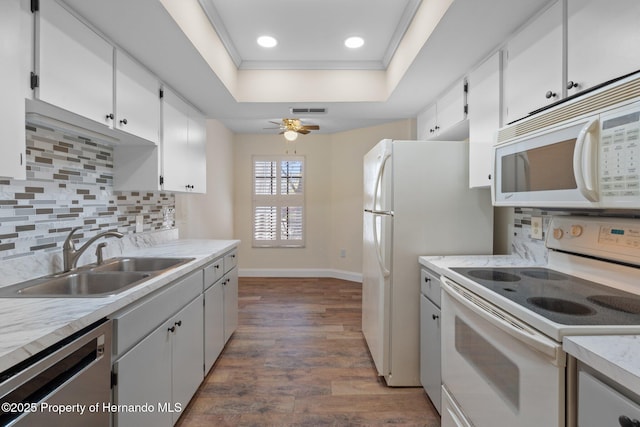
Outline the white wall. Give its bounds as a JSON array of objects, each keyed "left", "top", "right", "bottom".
[
  {"left": 175, "top": 119, "right": 235, "bottom": 239},
  {"left": 234, "top": 119, "right": 415, "bottom": 280}
]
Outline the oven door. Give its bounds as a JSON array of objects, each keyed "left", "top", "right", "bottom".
[
  {"left": 441, "top": 277, "right": 565, "bottom": 427},
  {"left": 493, "top": 116, "right": 599, "bottom": 208}
]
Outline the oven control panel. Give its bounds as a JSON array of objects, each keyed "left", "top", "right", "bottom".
[{"left": 546, "top": 216, "right": 640, "bottom": 266}]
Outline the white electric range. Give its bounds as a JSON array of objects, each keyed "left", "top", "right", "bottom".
[{"left": 430, "top": 216, "right": 640, "bottom": 427}]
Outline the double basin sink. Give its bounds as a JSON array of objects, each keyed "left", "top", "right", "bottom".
[{"left": 0, "top": 257, "right": 194, "bottom": 298}]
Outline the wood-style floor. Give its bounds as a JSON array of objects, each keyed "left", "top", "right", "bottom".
[{"left": 176, "top": 277, "right": 440, "bottom": 427}]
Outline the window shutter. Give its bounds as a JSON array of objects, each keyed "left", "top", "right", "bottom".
[{"left": 252, "top": 156, "right": 305, "bottom": 247}]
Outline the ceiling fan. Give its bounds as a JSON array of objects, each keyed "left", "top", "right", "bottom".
[{"left": 265, "top": 118, "right": 320, "bottom": 141}]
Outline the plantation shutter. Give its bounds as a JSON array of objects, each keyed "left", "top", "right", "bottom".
[{"left": 252, "top": 156, "right": 305, "bottom": 247}]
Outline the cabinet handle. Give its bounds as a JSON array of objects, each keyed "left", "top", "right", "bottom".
[
  {"left": 175, "top": 320, "right": 182, "bottom": 327},
  {"left": 429, "top": 128, "right": 435, "bottom": 133},
  {"left": 106, "top": 113, "right": 114, "bottom": 120},
  {"left": 566, "top": 80, "right": 579, "bottom": 90},
  {"left": 119, "top": 118, "right": 128, "bottom": 125},
  {"left": 424, "top": 277, "right": 431, "bottom": 283},
  {"left": 434, "top": 125, "right": 440, "bottom": 130},
  {"left": 432, "top": 314, "right": 439, "bottom": 320},
  {"left": 545, "top": 91, "right": 557, "bottom": 99},
  {"left": 488, "top": 174, "right": 492, "bottom": 180},
  {"left": 168, "top": 326, "right": 176, "bottom": 333}
]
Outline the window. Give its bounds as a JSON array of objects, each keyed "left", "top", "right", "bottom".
[{"left": 252, "top": 156, "right": 305, "bottom": 247}]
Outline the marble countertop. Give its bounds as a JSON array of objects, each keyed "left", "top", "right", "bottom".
[
  {"left": 419, "top": 254, "right": 544, "bottom": 277},
  {"left": 564, "top": 335, "right": 640, "bottom": 393},
  {"left": 0, "top": 238, "right": 239, "bottom": 372}
]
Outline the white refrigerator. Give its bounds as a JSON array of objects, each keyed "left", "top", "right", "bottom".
[{"left": 362, "top": 139, "right": 493, "bottom": 386}]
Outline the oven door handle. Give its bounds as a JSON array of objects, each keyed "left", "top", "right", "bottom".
[{"left": 441, "top": 276, "right": 564, "bottom": 367}]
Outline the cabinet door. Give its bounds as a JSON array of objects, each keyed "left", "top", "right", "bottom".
[
  {"left": 162, "top": 87, "right": 190, "bottom": 192},
  {"left": 114, "top": 318, "right": 173, "bottom": 427},
  {"left": 420, "top": 294, "right": 441, "bottom": 414},
  {"left": 38, "top": 0, "right": 113, "bottom": 126},
  {"left": 204, "top": 280, "right": 225, "bottom": 373},
  {"left": 503, "top": 1, "right": 562, "bottom": 123},
  {"left": 171, "top": 295, "right": 204, "bottom": 425},
  {"left": 187, "top": 106, "right": 207, "bottom": 193},
  {"left": 115, "top": 50, "right": 160, "bottom": 143},
  {"left": 567, "top": 0, "right": 640, "bottom": 96},
  {"left": 223, "top": 267, "right": 238, "bottom": 343},
  {"left": 417, "top": 104, "right": 438, "bottom": 140},
  {"left": 437, "top": 81, "right": 466, "bottom": 134},
  {"left": 0, "top": 0, "right": 27, "bottom": 179},
  {"left": 468, "top": 52, "right": 501, "bottom": 188}
]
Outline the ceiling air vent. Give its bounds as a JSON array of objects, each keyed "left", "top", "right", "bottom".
[{"left": 290, "top": 107, "right": 327, "bottom": 114}]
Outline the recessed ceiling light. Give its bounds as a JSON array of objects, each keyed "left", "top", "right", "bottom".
[
  {"left": 344, "top": 36, "right": 364, "bottom": 49},
  {"left": 257, "top": 36, "right": 278, "bottom": 48}
]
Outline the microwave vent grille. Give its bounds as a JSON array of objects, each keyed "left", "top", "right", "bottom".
[{"left": 498, "top": 77, "right": 640, "bottom": 143}]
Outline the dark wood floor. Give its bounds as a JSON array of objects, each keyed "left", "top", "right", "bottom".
[{"left": 176, "top": 277, "right": 440, "bottom": 427}]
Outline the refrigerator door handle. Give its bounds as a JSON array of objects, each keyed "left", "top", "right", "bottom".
[
  {"left": 364, "top": 209, "right": 394, "bottom": 216},
  {"left": 372, "top": 213, "right": 390, "bottom": 278},
  {"left": 373, "top": 153, "right": 391, "bottom": 211}
]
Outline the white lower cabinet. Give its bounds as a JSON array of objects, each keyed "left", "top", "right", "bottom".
[
  {"left": 420, "top": 294, "right": 441, "bottom": 413},
  {"left": 114, "top": 295, "right": 203, "bottom": 427},
  {"left": 204, "top": 279, "right": 225, "bottom": 373},
  {"left": 223, "top": 267, "right": 239, "bottom": 343}
]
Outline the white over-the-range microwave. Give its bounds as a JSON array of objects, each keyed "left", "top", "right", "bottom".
[{"left": 492, "top": 72, "right": 640, "bottom": 209}]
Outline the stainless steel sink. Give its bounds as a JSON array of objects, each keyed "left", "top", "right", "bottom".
[
  {"left": 91, "top": 257, "right": 193, "bottom": 273},
  {"left": 0, "top": 257, "right": 195, "bottom": 298},
  {"left": 14, "top": 272, "right": 150, "bottom": 297}
]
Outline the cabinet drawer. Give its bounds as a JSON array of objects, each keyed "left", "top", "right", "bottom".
[
  {"left": 421, "top": 268, "right": 441, "bottom": 307},
  {"left": 111, "top": 269, "right": 203, "bottom": 358},
  {"left": 203, "top": 258, "right": 223, "bottom": 290},
  {"left": 223, "top": 249, "right": 238, "bottom": 273}
]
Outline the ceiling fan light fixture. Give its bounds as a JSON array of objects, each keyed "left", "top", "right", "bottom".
[
  {"left": 257, "top": 35, "right": 278, "bottom": 48},
  {"left": 344, "top": 36, "right": 364, "bottom": 49},
  {"left": 283, "top": 130, "right": 298, "bottom": 141}
]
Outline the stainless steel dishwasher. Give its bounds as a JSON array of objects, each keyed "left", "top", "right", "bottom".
[{"left": 0, "top": 319, "right": 112, "bottom": 426}]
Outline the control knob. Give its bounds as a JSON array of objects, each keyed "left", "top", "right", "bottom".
[
  {"left": 570, "top": 225, "right": 583, "bottom": 237},
  {"left": 553, "top": 228, "right": 564, "bottom": 240}
]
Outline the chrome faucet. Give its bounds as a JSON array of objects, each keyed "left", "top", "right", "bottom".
[{"left": 62, "top": 227, "right": 124, "bottom": 272}]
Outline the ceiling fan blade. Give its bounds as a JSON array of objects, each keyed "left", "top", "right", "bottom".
[
  {"left": 301, "top": 125, "right": 319, "bottom": 130},
  {"left": 268, "top": 120, "right": 283, "bottom": 125},
  {"left": 298, "top": 129, "right": 310, "bottom": 135},
  {"left": 263, "top": 127, "right": 281, "bottom": 129}
]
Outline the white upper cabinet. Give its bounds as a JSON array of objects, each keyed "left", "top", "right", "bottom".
[
  {"left": 417, "top": 80, "right": 467, "bottom": 141},
  {"left": 0, "top": 0, "right": 30, "bottom": 180},
  {"left": 566, "top": 0, "right": 640, "bottom": 96},
  {"left": 162, "top": 87, "right": 206, "bottom": 193},
  {"left": 468, "top": 51, "right": 502, "bottom": 188},
  {"left": 115, "top": 50, "right": 161, "bottom": 144},
  {"left": 37, "top": 0, "right": 113, "bottom": 127},
  {"left": 503, "top": 1, "right": 562, "bottom": 123}
]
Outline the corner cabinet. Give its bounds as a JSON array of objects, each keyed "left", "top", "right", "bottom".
[
  {"left": 0, "top": 0, "right": 29, "bottom": 180},
  {"left": 417, "top": 80, "right": 468, "bottom": 141},
  {"left": 162, "top": 88, "right": 207, "bottom": 194},
  {"left": 503, "top": 1, "right": 562, "bottom": 123},
  {"left": 37, "top": 0, "right": 114, "bottom": 128}
]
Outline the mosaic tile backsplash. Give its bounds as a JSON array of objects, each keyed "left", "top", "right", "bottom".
[{"left": 0, "top": 124, "right": 175, "bottom": 261}]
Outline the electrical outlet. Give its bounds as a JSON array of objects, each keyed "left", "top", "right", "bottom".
[
  {"left": 135, "top": 215, "right": 144, "bottom": 233},
  {"left": 531, "top": 216, "right": 543, "bottom": 240}
]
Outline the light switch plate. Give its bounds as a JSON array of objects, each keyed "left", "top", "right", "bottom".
[{"left": 531, "top": 216, "right": 543, "bottom": 240}]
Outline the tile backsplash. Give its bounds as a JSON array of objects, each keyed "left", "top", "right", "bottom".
[{"left": 0, "top": 124, "right": 175, "bottom": 261}]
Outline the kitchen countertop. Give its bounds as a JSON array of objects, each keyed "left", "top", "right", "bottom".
[
  {"left": 419, "top": 254, "right": 544, "bottom": 277},
  {"left": 564, "top": 335, "right": 640, "bottom": 393},
  {"left": 0, "top": 238, "right": 239, "bottom": 373}
]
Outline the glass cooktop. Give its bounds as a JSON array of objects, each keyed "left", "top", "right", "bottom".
[{"left": 451, "top": 267, "right": 640, "bottom": 326}]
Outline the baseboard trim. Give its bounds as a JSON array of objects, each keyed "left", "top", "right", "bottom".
[{"left": 239, "top": 268, "right": 362, "bottom": 283}]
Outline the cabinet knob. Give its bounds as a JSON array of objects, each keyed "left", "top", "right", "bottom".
[
  {"left": 567, "top": 80, "right": 579, "bottom": 90},
  {"left": 545, "top": 91, "right": 557, "bottom": 99},
  {"left": 488, "top": 174, "right": 492, "bottom": 180},
  {"left": 175, "top": 320, "right": 182, "bottom": 327},
  {"left": 168, "top": 326, "right": 176, "bottom": 333},
  {"left": 106, "top": 113, "right": 114, "bottom": 120},
  {"left": 434, "top": 125, "right": 440, "bottom": 130},
  {"left": 432, "top": 314, "right": 439, "bottom": 320},
  {"left": 429, "top": 128, "right": 435, "bottom": 133},
  {"left": 119, "top": 118, "right": 128, "bottom": 125},
  {"left": 424, "top": 277, "right": 431, "bottom": 283}
]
